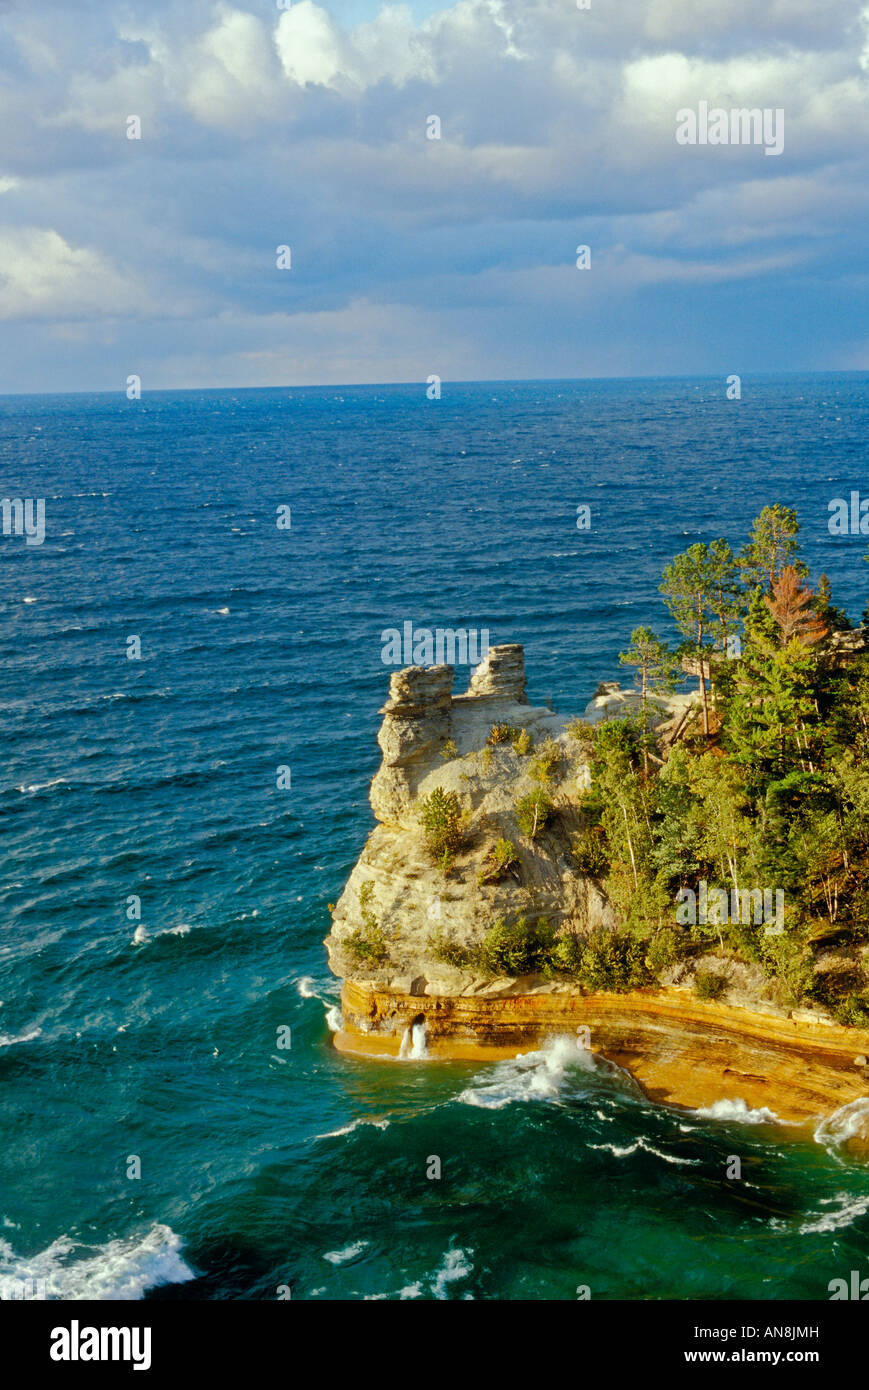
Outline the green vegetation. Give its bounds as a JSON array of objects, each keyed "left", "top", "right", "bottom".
[
  {"left": 529, "top": 737, "right": 563, "bottom": 786},
  {"left": 419, "top": 786, "right": 464, "bottom": 868},
  {"left": 430, "top": 915, "right": 554, "bottom": 979},
  {"left": 430, "top": 917, "right": 656, "bottom": 991},
  {"left": 479, "top": 915, "right": 555, "bottom": 975},
  {"left": 487, "top": 723, "right": 533, "bottom": 755},
  {"left": 439, "top": 738, "right": 458, "bottom": 761},
  {"left": 571, "top": 825, "right": 609, "bottom": 877},
  {"left": 487, "top": 722, "right": 518, "bottom": 745},
  {"left": 567, "top": 718, "right": 596, "bottom": 745},
  {"left": 515, "top": 787, "right": 552, "bottom": 838},
  {"left": 345, "top": 880, "right": 388, "bottom": 964},
  {"left": 413, "top": 504, "right": 869, "bottom": 1021},
  {"left": 694, "top": 968, "right": 728, "bottom": 1001},
  {"left": 478, "top": 837, "right": 520, "bottom": 885},
  {"left": 564, "top": 504, "right": 869, "bottom": 1019},
  {"left": 512, "top": 728, "right": 532, "bottom": 755}
]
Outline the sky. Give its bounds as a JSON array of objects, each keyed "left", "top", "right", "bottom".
[{"left": 1, "top": 0, "right": 868, "bottom": 392}]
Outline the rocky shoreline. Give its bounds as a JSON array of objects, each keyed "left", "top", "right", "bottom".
[{"left": 325, "top": 645, "right": 869, "bottom": 1134}]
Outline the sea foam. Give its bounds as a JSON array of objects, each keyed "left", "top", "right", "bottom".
[
  {"left": 0, "top": 1222, "right": 194, "bottom": 1300},
  {"left": 457, "top": 1034, "right": 600, "bottom": 1110}
]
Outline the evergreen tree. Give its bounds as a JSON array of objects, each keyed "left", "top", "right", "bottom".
[
  {"left": 814, "top": 574, "right": 850, "bottom": 633},
  {"left": 618, "top": 627, "right": 680, "bottom": 773},
  {"left": 739, "top": 504, "right": 806, "bottom": 593},
  {"left": 660, "top": 543, "right": 717, "bottom": 736}
]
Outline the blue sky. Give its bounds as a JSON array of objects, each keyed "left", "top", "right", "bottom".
[{"left": 1, "top": 0, "right": 868, "bottom": 391}]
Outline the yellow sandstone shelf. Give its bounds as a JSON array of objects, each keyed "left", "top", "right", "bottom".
[{"left": 334, "top": 979, "right": 869, "bottom": 1129}]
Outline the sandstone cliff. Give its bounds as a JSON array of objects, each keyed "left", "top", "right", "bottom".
[
  {"left": 324, "top": 645, "right": 869, "bottom": 1131},
  {"left": 324, "top": 644, "right": 696, "bottom": 998}
]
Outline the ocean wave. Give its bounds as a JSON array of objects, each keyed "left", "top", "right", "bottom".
[
  {"left": 692, "top": 1098, "right": 785, "bottom": 1126},
  {"left": 0, "top": 1223, "right": 194, "bottom": 1300},
  {"left": 132, "top": 923, "right": 193, "bottom": 946},
  {"left": 456, "top": 1035, "right": 602, "bottom": 1110},
  {"left": 16, "top": 779, "right": 68, "bottom": 794},
  {"left": 431, "top": 1247, "right": 474, "bottom": 1300},
  {"left": 588, "top": 1138, "right": 700, "bottom": 1166},
  {"left": 313, "top": 1118, "right": 390, "bottom": 1141},
  {"left": 798, "top": 1192, "right": 869, "bottom": 1235},
  {"left": 0, "top": 1027, "right": 42, "bottom": 1049},
  {"left": 323, "top": 1240, "right": 368, "bottom": 1264},
  {"left": 814, "top": 1098, "right": 869, "bottom": 1149}
]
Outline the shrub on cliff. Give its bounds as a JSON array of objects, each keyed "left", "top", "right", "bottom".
[
  {"left": 419, "top": 787, "right": 464, "bottom": 864},
  {"left": 345, "top": 881, "right": 388, "bottom": 964},
  {"left": 827, "top": 992, "right": 869, "bottom": 1029},
  {"left": 428, "top": 930, "right": 475, "bottom": 969},
  {"left": 693, "top": 968, "right": 727, "bottom": 1001},
  {"left": 516, "top": 787, "right": 552, "bottom": 838},
  {"left": 529, "top": 737, "right": 563, "bottom": 787},
  {"left": 571, "top": 825, "right": 609, "bottom": 878},
  {"left": 478, "top": 837, "right": 520, "bottom": 885},
  {"left": 645, "top": 927, "right": 685, "bottom": 977},
  {"left": 512, "top": 728, "right": 533, "bottom": 755},
  {"left": 479, "top": 915, "right": 555, "bottom": 976},
  {"left": 487, "top": 723, "right": 518, "bottom": 746},
  {"left": 567, "top": 718, "right": 596, "bottom": 747},
  {"left": 574, "top": 930, "right": 651, "bottom": 992}
]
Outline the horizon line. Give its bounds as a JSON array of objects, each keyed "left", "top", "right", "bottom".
[{"left": 1, "top": 366, "right": 866, "bottom": 401}]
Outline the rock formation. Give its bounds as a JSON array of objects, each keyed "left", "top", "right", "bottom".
[
  {"left": 324, "top": 643, "right": 869, "bottom": 1134},
  {"left": 326, "top": 644, "right": 670, "bottom": 995}
]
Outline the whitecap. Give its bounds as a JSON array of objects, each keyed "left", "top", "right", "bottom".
[
  {"left": 431, "top": 1247, "right": 473, "bottom": 1300},
  {"left": 589, "top": 1137, "right": 700, "bottom": 1165},
  {"left": 799, "top": 1193, "right": 869, "bottom": 1235},
  {"left": 0, "top": 1222, "right": 194, "bottom": 1299},
  {"left": 815, "top": 1097, "right": 869, "bottom": 1149},
  {"left": 692, "top": 1098, "right": 785, "bottom": 1126},
  {"left": 457, "top": 1034, "right": 601, "bottom": 1110},
  {"left": 323, "top": 1240, "right": 368, "bottom": 1265},
  {"left": 0, "top": 1027, "right": 41, "bottom": 1049},
  {"left": 313, "top": 1118, "right": 389, "bottom": 1141}
]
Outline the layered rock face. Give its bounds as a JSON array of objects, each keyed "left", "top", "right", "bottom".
[
  {"left": 326, "top": 643, "right": 615, "bottom": 995},
  {"left": 369, "top": 664, "right": 454, "bottom": 825},
  {"left": 335, "top": 979, "right": 869, "bottom": 1133},
  {"left": 464, "top": 643, "right": 527, "bottom": 702}
]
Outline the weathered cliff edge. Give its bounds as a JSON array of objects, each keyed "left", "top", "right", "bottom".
[{"left": 325, "top": 645, "right": 869, "bottom": 1133}]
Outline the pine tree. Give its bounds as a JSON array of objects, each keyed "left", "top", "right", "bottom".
[
  {"left": 764, "top": 568, "right": 828, "bottom": 647},
  {"left": 618, "top": 627, "right": 679, "bottom": 773},
  {"left": 740, "top": 504, "right": 806, "bottom": 593},
  {"left": 660, "top": 543, "right": 716, "bottom": 736},
  {"left": 815, "top": 574, "right": 849, "bottom": 632}
]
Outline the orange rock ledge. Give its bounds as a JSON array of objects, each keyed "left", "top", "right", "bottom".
[{"left": 333, "top": 980, "right": 869, "bottom": 1128}]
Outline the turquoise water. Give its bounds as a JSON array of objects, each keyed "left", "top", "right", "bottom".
[{"left": 2, "top": 376, "right": 869, "bottom": 1300}]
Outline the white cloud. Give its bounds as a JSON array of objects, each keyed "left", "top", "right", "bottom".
[
  {"left": 275, "top": 2, "right": 348, "bottom": 88},
  {"left": 0, "top": 227, "right": 152, "bottom": 320}
]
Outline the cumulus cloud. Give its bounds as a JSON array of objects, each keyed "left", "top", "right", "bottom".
[
  {"left": 0, "top": 228, "right": 151, "bottom": 320},
  {"left": 0, "top": 0, "right": 867, "bottom": 386}
]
